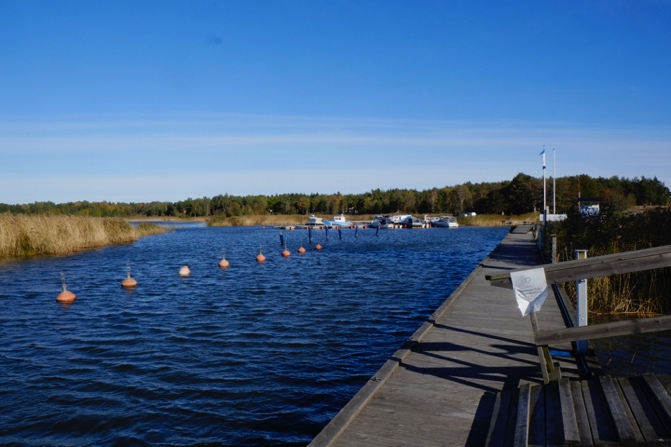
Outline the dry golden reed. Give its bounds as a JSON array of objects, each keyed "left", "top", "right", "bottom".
[
  {"left": 0, "top": 213, "right": 167, "bottom": 257},
  {"left": 553, "top": 208, "right": 671, "bottom": 315},
  {"left": 208, "top": 214, "right": 308, "bottom": 227}
]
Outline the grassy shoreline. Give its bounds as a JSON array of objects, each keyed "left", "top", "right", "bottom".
[
  {"left": 0, "top": 214, "right": 168, "bottom": 258},
  {"left": 0, "top": 211, "right": 533, "bottom": 258}
]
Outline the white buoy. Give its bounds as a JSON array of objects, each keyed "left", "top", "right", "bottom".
[{"left": 179, "top": 265, "right": 191, "bottom": 276}]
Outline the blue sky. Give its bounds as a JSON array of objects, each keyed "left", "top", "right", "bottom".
[{"left": 1, "top": 1, "right": 670, "bottom": 204}]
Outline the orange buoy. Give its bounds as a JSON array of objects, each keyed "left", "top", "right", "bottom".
[
  {"left": 56, "top": 290, "right": 76, "bottom": 303},
  {"left": 57, "top": 271, "right": 76, "bottom": 303},
  {"left": 298, "top": 246, "right": 306, "bottom": 254},
  {"left": 256, "top": 245, "right": 266, "bottom": 263},
  {"left": 315, "top": 243, "right": 322, "bottom": 250},
  {"left": 122, "top": 277, "right": 138, "bottom": 289},
  {"left": 282, "top": 249, "right": 291, "bottom": 258},
  {"left": 218, "top": 249, "right": 230, "bottom": 268},
  {"left": 122, "top": 262, "right": 138, "bottom": 289},
  {"left": 179, "top": 265, "right": 191, "bottom": 276}
]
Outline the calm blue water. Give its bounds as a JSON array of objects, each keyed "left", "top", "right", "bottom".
[{"left": 0, "top": 225, "right": 507, "bottom": 446}]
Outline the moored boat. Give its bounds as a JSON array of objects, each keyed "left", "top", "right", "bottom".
[
  {"left": 323, "top": 214, "right": 353, "bottom": 227},
  {"left": 433, "top": 216, "right": 459, "bottom": 228},
  {"left": 391, "top": 214, "right": 424, "bottom": 228},
  {"left": 305, "top": 215, "right": 324, "bottom": 226},
  {"left": 369, "top": 215, "right": 394, "bottom": 229}
]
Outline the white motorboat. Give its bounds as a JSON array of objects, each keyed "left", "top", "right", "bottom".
[
  {"left": 305, "top": 215, "right": 324, "bottom": 226},
  {"left": 390, "top": 214, "right": 412, "bottom": 225},
  {"left": 433, "top": 216, "right": 459, "bottom": 228}
]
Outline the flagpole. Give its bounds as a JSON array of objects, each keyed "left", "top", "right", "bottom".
[
  {"left": 553, "top": 148, "right": 556, "bottom": 214},
  {"left": 540, "top": 146, "right": 546, "bottom": 230}
]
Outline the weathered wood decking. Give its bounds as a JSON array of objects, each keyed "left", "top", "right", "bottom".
[
  {"left": 309, "top": 230, "right": 582, "bottom": 447},
  {"left": 487, "top": 373, "right": 671, "bottom": 446}
]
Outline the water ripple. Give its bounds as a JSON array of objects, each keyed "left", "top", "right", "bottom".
[{"left": 0, "top": 224, "right": 507, "bottom": 446}]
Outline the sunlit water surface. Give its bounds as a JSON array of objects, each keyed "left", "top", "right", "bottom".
[{"left": 0, "top": 225, "right": 507, "bottom": 446}]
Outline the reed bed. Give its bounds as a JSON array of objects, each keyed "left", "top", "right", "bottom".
[
  {"left": 0, "top": 213, "right": 167, "bottom": 258},
  {"left": 551, "top": 208, "right": 671, "bottom": 315},
  {"left": 208, "top": 214, "right": 308, "bottom": 227},
  {"left": 458, "top": 212, "right": 537, "bottom": 227}
]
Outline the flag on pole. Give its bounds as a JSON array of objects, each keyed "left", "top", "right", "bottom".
[{"left": 540, "top": 148, "right": 546, "bottom": 169}]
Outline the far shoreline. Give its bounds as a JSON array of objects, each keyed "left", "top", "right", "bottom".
[{"left": 126, "top": 213, "right": 536, "bottom": 228}]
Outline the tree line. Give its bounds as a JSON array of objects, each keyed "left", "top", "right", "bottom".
[{"left": 2, "top": 174, "right": 668, "bottom": 218}]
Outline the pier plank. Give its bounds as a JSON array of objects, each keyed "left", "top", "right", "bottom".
[
  {"left": 599, "top": 376, "right": 638, "bottom": 445},
  {"left": 580, "top": 379, "right": 619, "bottom": 447},
  {"left": 527, "top": 384, "right": 546, "bottom": 447},
  {"left": 486, "top": 388, "right": 517, "bottom": 447},
  {"left": 514, "top": 383, "right": 532, "bottom": 447},
  {"left": 558, "top": 378, "right": 581, "bottom": 445},
  {"left": 617, "top": 376, "right": 668, "bottom": 445},
  {"left": 642, "top": 373, "right": 671, "bottom": 428},
  {"left": 569, "top": 380, "right": 594, "bottom": 447}
]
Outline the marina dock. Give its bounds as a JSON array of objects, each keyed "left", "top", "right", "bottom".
[
  {"left": 309, "top": 228, "right": 671, "bottom": 446},
  {"left": 309, "top": 228, "right": 582, "bottom": 446}
]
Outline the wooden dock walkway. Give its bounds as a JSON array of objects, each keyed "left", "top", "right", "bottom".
[{"left": 309, "top": 229, "right": 583, "bottom": 447}]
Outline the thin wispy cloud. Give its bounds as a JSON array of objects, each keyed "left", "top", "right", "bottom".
[{"left": 1, "top": 113, "right": 669, "bottom": 204}]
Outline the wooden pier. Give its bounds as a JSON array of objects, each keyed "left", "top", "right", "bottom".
[
  {"left": 308, "top": 229, "right": 671, "bottom": 446},
  {"left": 309, "top": 229, "right": 583, "bottom": 446}
]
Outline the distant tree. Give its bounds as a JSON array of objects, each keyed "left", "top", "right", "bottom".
[
  {"left": 449, "top": 185, "right": 473, "bottom": 215},
  {"left": 501, "top": 173, "right": 540, "bottom": 215}
]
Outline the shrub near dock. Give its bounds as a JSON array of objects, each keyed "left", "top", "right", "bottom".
[
  {"left": 0, "top": 214, "right": 166, "bottom": 257},
  {"left": 550, "top": 207, "right": 671, "bottom": 314}
]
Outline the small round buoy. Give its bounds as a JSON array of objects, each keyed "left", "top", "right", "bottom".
[
  {"left": 122, "top": 277, "right": 138, "bottom": 289},
  {"left": 179, "top": 265, "right": 190, "bottom": 276},
  {"left": 256, "top": 244, "right": 266, "bottom": 263},
  {"left": 56, "top": 290, "right": 76, "bottom": 303},
  {"left": 122, "top": 262, "right": 138, "bottom": 288},
  {"left": 282, "top": 249, "right": 291, "bottom": 258},
  {"left": 218, "top": 249, "right": 230, "bottom": 269},
  {"left": 298, "top": 246, "right": 306, "bottom": 254},
  {"left": 57, "top": 272, "right": 76, "bottom": 303},
  {"left": 315, "top": 243, "right": 322, "bottom": 250}
]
